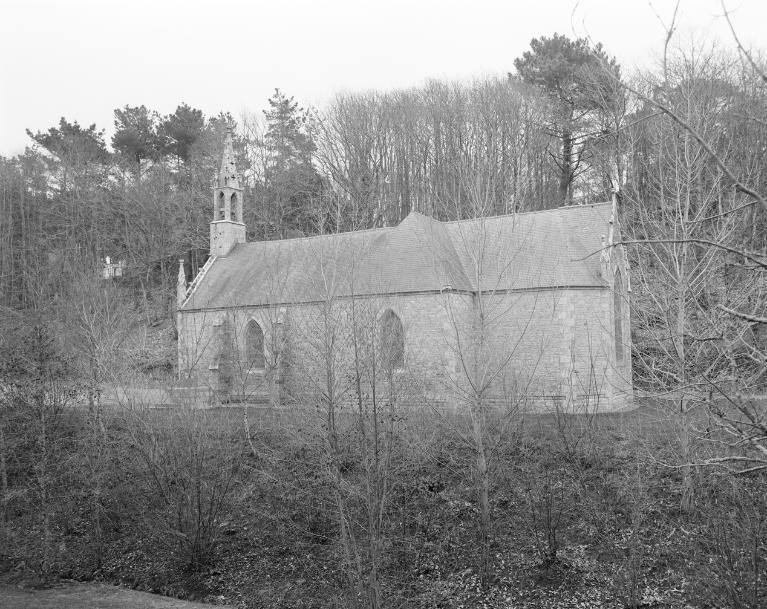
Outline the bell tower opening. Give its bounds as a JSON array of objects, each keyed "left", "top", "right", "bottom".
[{"left": 210, "top": 127, "right": 246, "bottom": 257}]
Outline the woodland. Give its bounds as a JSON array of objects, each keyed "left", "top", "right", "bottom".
[{"left": 1, "top": 24, "right": 767, "bottom": 609}]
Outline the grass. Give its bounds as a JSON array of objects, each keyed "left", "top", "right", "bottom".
[{"left": 0, "top": 581, "right": 233, "bottom": 609}]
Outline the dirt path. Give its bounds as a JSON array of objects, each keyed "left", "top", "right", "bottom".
[{"left": 0, "top": 581, "right": 234, "bottom": 609}]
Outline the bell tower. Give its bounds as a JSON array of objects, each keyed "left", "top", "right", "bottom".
[{"left": 210, "top": 128, "right": 246, "bottom": 257}]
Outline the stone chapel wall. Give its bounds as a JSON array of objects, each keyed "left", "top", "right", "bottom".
[{"left": 178, "top": 284, "right": 632, "bottom": 411}]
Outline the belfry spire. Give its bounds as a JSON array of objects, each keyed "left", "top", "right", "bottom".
[
  {"left": 217, "top": 127, "right": 240, "bottom": 190},
  {"left": 210, "top": 127, "right": 246, "bottom": 257}
]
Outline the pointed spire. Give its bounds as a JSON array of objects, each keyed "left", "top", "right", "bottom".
[
  {"left": 210, "top": 126, "right": 246, "bottom": 255},
  {"left": 217, "top": 127, "right": 240, "bottom": 189}
]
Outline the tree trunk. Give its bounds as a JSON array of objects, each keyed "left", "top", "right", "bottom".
[
  {"left": 676, "top": 243, "right": 695, "bottom": 513},
  {"left": 679, "top": 401, "right": 695, "bottom": 513},
  {"left": 0, "top": 424, "right": 8, "bottom": 537},
  {"left": 560, "top": 128, "right": 573, "bottom": 204},
  {"left": 471, "top": 404, "right": 491, "bottom": 585}
]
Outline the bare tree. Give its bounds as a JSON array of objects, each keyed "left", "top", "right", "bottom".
[
  {"left": 316, "top": 77, "right": 560, "bottom": 233},
  {"left": 606, "top": 5, "right": 767, "bottom": 482},
  {"left": 121, "top": 397, "right": 240, "bottom": 571},
  {"left": 0, "top": 315, "right": 84, "bottom": 575},
  {"left": 276, "top": 234, "right": 418, "bottom": 607}
]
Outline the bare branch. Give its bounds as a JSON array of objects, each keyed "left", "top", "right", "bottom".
[
  {"left": 588, "top": 27, "right": 767, "bottom": 216},
  {"left": 632, "top": 81, "right": 767, "bottom": 213},
  {"left": 718, "top": 304, "right": 767, "bottom": 324},
  {"left": 721, "top": 0, "right": 767, "bottom": 84},
  {"left": 689, "top": 199, "right": 757, "bottom": 223},
  {"left": 581, "top": 238, "right": 767, "bottom": 270}
]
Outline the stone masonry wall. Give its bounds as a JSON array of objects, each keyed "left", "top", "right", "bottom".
[
  {"left": 177, "top": 306, "right": 284, "bottom": 403},
  {"left": 178, "top": 284, "right": 632, "bottom": 411},
  {"left": 462, "top": 288, "right": 627, "bottom": 412}
]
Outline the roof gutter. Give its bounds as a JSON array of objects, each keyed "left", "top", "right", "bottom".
[{"left": 178, "top": 283, "right": 608, "bottom": 314}]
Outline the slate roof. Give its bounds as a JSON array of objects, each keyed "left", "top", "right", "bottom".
[{"left": 181, "top": 202, "right": 613, "bottom": 310}]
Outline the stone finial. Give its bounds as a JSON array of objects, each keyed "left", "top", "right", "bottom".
[
  {"left": 607, "top": 213, "right": 615, "bottom": 247},
  {"left": 600, "top": 234, "right": 611, "bottom": 280},
  {"left": 176, "top": 259, "right": 187, "bottom": 307},
  {"left": 608, "top": 189, "right": 619, "bottom": 246}
]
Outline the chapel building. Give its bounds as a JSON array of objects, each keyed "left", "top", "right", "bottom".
[{"left": 176, "top": 131, "right": 633, "bottom": 411}]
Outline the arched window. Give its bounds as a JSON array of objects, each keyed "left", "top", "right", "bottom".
[
  {"left": 218, "top": 191, "right": 225, "bottom": 220},
  {"left": 245, "top": 320, "right": 265, "bottom": 370},
  {"left": 614, "top": 271, "right": 624, "bottom": 363},
  {"left": 230, "top": 193, "right": 238, "bottom": 222},
  {"left": 380, "top": 309, "right": 404, "bottom": 370}
]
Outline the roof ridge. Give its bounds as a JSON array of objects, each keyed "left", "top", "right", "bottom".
[
  {"left": 235, "top": 203, "right": 611, "bottom": 250},
  {"left": 443, "top": 201, "right": 611, "bottom": 224},
  {"left": 239, "top": 224, "right": 394, "bottom": 248}
]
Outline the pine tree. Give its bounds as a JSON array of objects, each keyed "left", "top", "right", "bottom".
[
  {"left": 112, "top": 105, "right": 161, "bottom": 178},
  {"left": 514, "top": 34, "right": 621, "bottom": 204},
  {"left": 262, "top": 89, "right": 324, "bottom": 237},
  {"left": 159, "top": 103, "right": 205, "bottom": 167}
]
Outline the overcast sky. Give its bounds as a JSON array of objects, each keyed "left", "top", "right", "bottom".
[{"left": 1, "top": 0, "right": 765, "bottom": 157}]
